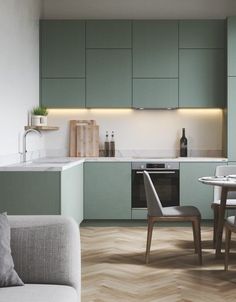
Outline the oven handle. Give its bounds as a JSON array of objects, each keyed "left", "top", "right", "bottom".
[{"left": 136, "top": 171, "right": 176, "bottom": 174}]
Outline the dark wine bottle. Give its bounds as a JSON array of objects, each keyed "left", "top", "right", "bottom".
[
  {"left": 180, "top": 128, "right": 187, "bottom": 157},
  {"left": 110, "top": 131, "right": 115, "bottom": 157},
  {"left": 104, "top": 131, "right": 109, "bottom": 157}
]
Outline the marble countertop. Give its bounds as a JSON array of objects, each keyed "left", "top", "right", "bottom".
[{"left": 0, "top": 156, "right": 228, "bottom": 172}]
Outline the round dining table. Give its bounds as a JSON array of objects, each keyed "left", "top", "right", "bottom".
[{"left": 199, "top": 176, "right": 236, "bottom": 258}]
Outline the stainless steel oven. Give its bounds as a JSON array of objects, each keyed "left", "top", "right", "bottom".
[{"left": 132, "top": 162, "right": 179, "bottom": 209}]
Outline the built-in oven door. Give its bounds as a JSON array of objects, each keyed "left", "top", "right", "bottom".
[{"left": 132, "top": 170, "right": 179, "bottom": 208}]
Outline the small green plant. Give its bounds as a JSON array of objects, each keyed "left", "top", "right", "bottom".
[{"left": 32, "top": 106, "right": 48, "bottom": 116}]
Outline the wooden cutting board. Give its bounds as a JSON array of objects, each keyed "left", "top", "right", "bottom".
[{"left": 69, "top": 120, "right": 99, "bottom": 157}]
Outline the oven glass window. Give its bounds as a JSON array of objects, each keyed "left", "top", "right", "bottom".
[{"left": 132, "top": 170, "right": 179, "bottom": 208}]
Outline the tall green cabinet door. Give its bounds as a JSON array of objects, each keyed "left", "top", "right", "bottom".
[
  {"left": 86, "top": 49, "right": 132, "bottom": 108},
  {"left": 179, "top": 49, "right": 225, "bottom": 108},
  {"left": 86, "top": 20, "right": 132, "bottom": 48},
  {"left": 180, "top": 162, "right": 220, "bottom": 219},
  {"left": 228, "top": 17, "right": 236, "bottom": 76},
  {"left": 41, "top": 78, "right": 85, "bottom": 108},
  {"left": 179, "top": 20, "right": 225, "bottom": 48},
  {"left": 228, "top": 77, "right": 236, "bottom": 161},
  {"left": 84, "top": 162, "right": 131, "bottom": 219},
  {"left": 133, "top": 21, "right": 178, "bottom": 78},
  {"left": 41, "top": 20, "right": 85, "bottom": 78},
  {"left": 133, "top": 78, "right": 178, "bottom": 108}
]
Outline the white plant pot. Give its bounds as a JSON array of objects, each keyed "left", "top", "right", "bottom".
[{"left": 31, "top": 115, "right": 47, "bottom": 126}]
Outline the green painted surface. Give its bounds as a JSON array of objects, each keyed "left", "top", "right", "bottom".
[
  {"left": 132, "top": 209, "right": 148, "bottom": 220},
  {"left": 86, "top": 20, "right": 132, "bottom": 48},
  {"left": 41, "top": 78, "right": 85, "bottom": 108},
  {"left": 227, "top": 17, "right": 236, "bottom": 76},
  {"left": 227, "top": 77, "right": 236, "bottom": 161},
  {"left": 133, "top": 21, "right": 178, "bottom": 78},
  {"left": 84, "top": 162, "right": 132, "bottom": 219},
  {"left": 86, "top": 49, "right": 132, "bottom": 108},
  {"left": 0, "top": 172, "right": 60, "bottom": 215},
  {"left": 179, "top": 49, "right": 226, "bottom": 108},
  {"left": 61, "top": 164, "right": 83, "bottom": 224},
  {"left": 133, "top": 78, "right": 178, "bottom": 108},
  {"left": 179, "top": 20, "right": 225, "bottom": 48},
  {"left": 41, "top": 20, "right": 85, "bottom": 78},
  {"left": 180, "top": 162, "right": 220, "bottom": 219}
]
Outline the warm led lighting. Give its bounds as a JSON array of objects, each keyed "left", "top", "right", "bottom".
[
  {"left": 177, "top": 108, "right": 223, "bottom": 115},
  {"left": 47, "top": 108, "right": 133, "bottom": 115}
]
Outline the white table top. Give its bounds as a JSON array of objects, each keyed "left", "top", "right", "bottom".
[{"left": 199, "top": 176, "right": 236, "bottom": 187}]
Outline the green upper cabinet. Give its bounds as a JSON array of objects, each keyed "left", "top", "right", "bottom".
[
  {"left": 86, "top": 49, "right": 132, "bottom": 108},
  {"left": 179, "top": 49, "right": 225, "bottom": 108},
  {"left": 228, "top": 17, "right": 236, "bottom": 76},
  {"left": 228, "top": 77, "right": 236, "bottom": 161},
  {"left": 41, "top": 78, "right": 85, "bottom": 108},
  {"left": 133, "top": 20, "right": 178, "bottom": 78},
  {"left": 86, "top": 20, "right": 132, "bottom": 48},
  {"left": 41, "top": 20, "right": 85, "bottom": 78},
  {"left": 179, "top": 20, "right": 225, "bottom": 48},
  {"left": 133, "top": 78, "right": 178, "bottom": 108},
  {"left": 84, "top": 162, "right": 131, "bottom": 219}
]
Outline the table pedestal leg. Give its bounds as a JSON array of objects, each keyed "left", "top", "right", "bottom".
[{"left": 215, "top": 187, "right": 228, "bottom": 258}]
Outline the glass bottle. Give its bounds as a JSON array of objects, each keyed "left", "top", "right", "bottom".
[
  {"left": 110, "top": 131, "right": 115, "bottom": 157},
  {"left": 104, "top": 131, "right": 110, "bottom": 157},
  {"left": 180, "top": 128, "right": 187, "bottom": 157}
]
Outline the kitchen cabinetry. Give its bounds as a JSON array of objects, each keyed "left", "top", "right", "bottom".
[
  {"left": 179, "top": 20, "right": 225, "bottom": 48},
  {"left": 0, "top": 165, "right": 84, "bottom": 224},
  {"left": 86, "top": 20, "right": 132, "bottom": 48},
  {"left": 86, "top": 49, "right": 132, "bottom": 108},
  {"left": 40, "top": 20, "right": 86, "bottom": 108},
  {"left": 179, "top": 49, "right": 225, "bottom": 108},
  {"left": 227, "top": 17, "right": 236, "bottom": 161},
  {"left": 180, "top": 162, "right": 219, "bottom": 219},
  {"left": 84, "top": 162, "right": 131, "bottom": 219}
]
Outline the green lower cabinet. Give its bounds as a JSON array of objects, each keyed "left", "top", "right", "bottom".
[
  {"left": 0, "top": 165, "right": 84, "bottom": 224},
  {"left": 84, "top": 162, "right": 132, "bottom": 219},
  {"left": 180, "top": 162, "right": 220, "bottom": 219}
]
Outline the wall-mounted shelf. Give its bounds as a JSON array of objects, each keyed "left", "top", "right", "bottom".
[{"left": 24, "top": 126, "right": 59, "bottom": 131}]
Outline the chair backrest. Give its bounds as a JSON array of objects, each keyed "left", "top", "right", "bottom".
[
  {"left": 143, "top": 171, "right": 164, "bottom": 217},
  {"left": 214, "top": 165, "right": 236, "bottom": 201}
]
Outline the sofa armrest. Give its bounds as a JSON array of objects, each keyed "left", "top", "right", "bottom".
[{"left": 8, "top": 216, "right": 81, "bottom": 295}]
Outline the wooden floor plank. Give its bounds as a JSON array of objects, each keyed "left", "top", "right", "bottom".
[{"left": 81, "top": 225, "right": 236, "bottom": 302}]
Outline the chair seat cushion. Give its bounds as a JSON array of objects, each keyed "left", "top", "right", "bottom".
[
  {"left": 226, "top": 216, "right": 236, "bottom": 227},
  {"left": 212, "top": 199, "right": 236, "bottom": 206},
  {"left": 162, "top": 206, "right": 200, "bottom": 217},
  {"left": 0, "top": 284, "right": 78, "bottom": 302}
]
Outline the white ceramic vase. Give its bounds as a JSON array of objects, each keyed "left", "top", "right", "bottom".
[{"left": 31, "top": 115, "right": 47, "bottom": 126}]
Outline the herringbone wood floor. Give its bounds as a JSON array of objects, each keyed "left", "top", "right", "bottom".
[{"left": 81, "top": 223, "right": 236, "bottom": 302}]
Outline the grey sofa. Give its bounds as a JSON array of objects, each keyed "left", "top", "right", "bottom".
[{"left": 0, "top": 216, "right": 81, "bottom": 302}]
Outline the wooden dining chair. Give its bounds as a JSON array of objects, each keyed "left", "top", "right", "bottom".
[
  {"left": 143, "top": 170, "right": 202, "bottom": 265},
  {"left": 212, "top": 165, "right": 236, "bottom": 246},
  {"left": 225, "top": 216, "right": 236, "bottom": 271}
]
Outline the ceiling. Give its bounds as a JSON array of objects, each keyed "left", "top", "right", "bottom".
[{"left": 41, "top": 0, "right": 236, "bottom": 19}]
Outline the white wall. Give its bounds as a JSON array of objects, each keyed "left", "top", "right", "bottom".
[
  {"left": 45, "top": 109, "right": 223, "bottom": 158},
  {"left": 0, "top": 0, "right": 43, "bottom": 165},
  {"left": 42, "top": 0, "right": 236, "bottom": 19}
]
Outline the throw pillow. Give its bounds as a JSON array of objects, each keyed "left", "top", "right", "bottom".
[{"left": 0, "top": 213, "right": 24, "bottom": 287}]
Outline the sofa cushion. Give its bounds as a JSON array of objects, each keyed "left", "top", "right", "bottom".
[
  {"left": 0, "top": 284, "right": 78, "bottom": 302},
  {"left": 0, "top": 213, "right": 23, "bottom": 287}
]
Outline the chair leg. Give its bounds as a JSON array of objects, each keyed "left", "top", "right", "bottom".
[
  {"left": 192, "top": 217, "right": 202, "bottom": 265},
  {"left": 213, "top": 205, "right": 219, "bottom": 248},
  {"left": 225, "top": 225, "right": 231, "bottom": 271},
  {"left": 146, "top": 217, "right": 154, "bottom": 264},
  {"left": 192, "top": 221, "right": 197, "bottom": 253}
]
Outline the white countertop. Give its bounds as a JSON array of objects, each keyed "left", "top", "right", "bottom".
[{"left": 0, "top": 156, "right": 228, "bottom": 172}]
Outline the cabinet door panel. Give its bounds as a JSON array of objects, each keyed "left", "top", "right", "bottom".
[
  {"left": 133, "top": 21, "right": 178, "bottom": 78},
  {"left": 180, "top": 163, "right": 219, "bottom": 219},
  {"left": 228, "top": 77, "right": 236, "bottom": 161},
  {"left": 228, "top": 17, "right": 236, "bottom": 76},
  {"left": 179, "top": 49, "right": 225, "bottom": 108},
  {"left": 86, "top": 49, "right": 132, "bottom": 108},
  {"left": 84, "top": 162, "right": 131, "bottom": 219},
  {"left": 86, "top": 20, "right": 131, "bottom": 48},
  {"left": 41, "top": 78, "right": 85, "bottom": 108},
  {"left": 133, "top": 78, "right": 178, "bottom": 108},
  {"left": 41, "top": 20, "right": 85, "bottom": 78},
  {"left": 179, "top": 20, "right": 225, "bottom": 48}
]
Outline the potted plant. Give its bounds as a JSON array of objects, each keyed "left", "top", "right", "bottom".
[{"left": 31, "top": 106, "right": 48, "bottom": 126}]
